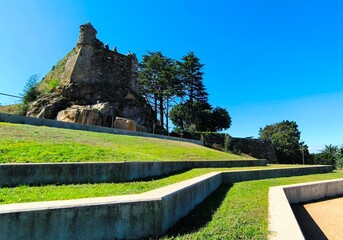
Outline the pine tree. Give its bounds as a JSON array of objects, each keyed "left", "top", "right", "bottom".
[
  {"left": 139, "top": 52, "right": 181, "bottom": 131},
  {"left": 177, "top": 52, "right": 208, "bottom": 103},
  {"left": 171, "top": 52, "right": 231, "bottom": 133},
  {"left": 22, "top": 74, "right": 40, "bottom": 104}
]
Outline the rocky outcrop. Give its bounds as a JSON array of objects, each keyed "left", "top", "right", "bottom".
[
  {"left": 56, "top": 103, "right": 110, "bottom": 125},
  {"left": 26, "top": 23, "right": 154, "bottom": 131},
  {"left": 26, "top": 95, "right": 70, "bottom": 119}
]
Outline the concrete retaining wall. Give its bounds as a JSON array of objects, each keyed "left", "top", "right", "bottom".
[
  {"left": 223, "top": 165, "right": 333, "bottom": 183},
  {"left": 0, "top": 166, "right": 333, "bottom": 239},
  {"left": 0, "top": 112, "right": 202, "bottom": 145},
  {"left": 283, "top": 178, "right": 343, "bottom": 204},
  {"left": 149, "top": 172, "right": 223, "bottom": 232},
  {"left": 269, "top": 187, "right": 304, "bottom": 240},
  {"left": 0, "top": 196, "right": 162, "bottom": 240},
  {"left": 268, "top": 178, "right": 343, "bottom": 240},
  {"left": 0, "top": 172, "right": 222, "bottom": 240},
  {"left": 0, "top": 160, "right": 267, "bottom": 187}
]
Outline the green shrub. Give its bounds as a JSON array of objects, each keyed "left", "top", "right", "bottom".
[
  {"left": 47, "top": 79, "right": 60, "bottom": 92},
  {"left": 201, "top": 132, "right": 230, "bottom": 152},
  {"left": 14, "top": 104, "right": 29, "bottom": 116},
  {"left": 170, "top": 131, "right": 202, "bottom": 140}
]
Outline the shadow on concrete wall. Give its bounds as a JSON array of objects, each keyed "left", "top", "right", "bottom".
[{"left": 162, "top": 184, "right": 233, "bottom": 238}]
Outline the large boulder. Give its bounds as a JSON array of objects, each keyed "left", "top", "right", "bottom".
[
  {"left": 26, "top": 96, "right": 69, "bottom": 119},
  {"left": 56, "top": 102, "right": 110, "bottom": 125},
  {"left": 113, "top": 117, "right": 137, "bottom": 131}
]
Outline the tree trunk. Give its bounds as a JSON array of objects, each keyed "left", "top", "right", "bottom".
[
  {"left": 166, "top": 99, "right": 169, "bottom": 133},
  {"left": 159, "top": 98, "right": 164, "bottom": 128},
  {"left": 154, "top": 94, "right": 158, "bottom": 120}
]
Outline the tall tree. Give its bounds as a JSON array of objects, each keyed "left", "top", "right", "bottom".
[
  {"left": 139, "top": 52, "right": 181, "bottom": 131},
  {"left": 208, "top": 107, "right": 232, "bottom": 132},
  {"left": 171, "top": 52, "right": 231, "bottom": 133},
  {"left": 259, "top": 120, "right": 307, "bottom": 164},
  {"left": 170, "top": 101, "right": 210, "bottom": 132},
  {"left": 177, "top": 52, "right": 208, "bottom": 103},
  {"left": 170, "top": 102, "right": 231, "bottom": 133}
]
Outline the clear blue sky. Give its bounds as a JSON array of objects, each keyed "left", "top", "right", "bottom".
[{"left": 0, "top": 0, "right": 342, "bottom": 153}]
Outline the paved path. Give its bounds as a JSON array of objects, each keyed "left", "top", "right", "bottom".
[{"left": 293, "top": 197, "right": 343, "bottom": 240}]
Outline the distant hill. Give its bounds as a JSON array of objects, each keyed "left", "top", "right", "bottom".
[{"left": 0, "top": 104, "right": 21, "bottom": 114}]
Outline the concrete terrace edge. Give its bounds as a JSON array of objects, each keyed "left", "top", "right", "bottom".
[
  {"left": 0, "top": 165, "right": 333, "bottom": 240},
  {"left": 0, "top": 160, "right": 267, "bottom": 187},
  {"left": 0, "top": 112, "right": 203, "bottom": 145},
  {"left": 268, "top": 178, "right": 343, "bottom": 240}
]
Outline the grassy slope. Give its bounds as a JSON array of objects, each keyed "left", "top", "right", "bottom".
[
  {"left": 162, "top": 170, "right": 343, "bottom": 240},
  {"left": 38, "top": 48, "right": 78, "bottom": 94},
  {"left": 4, "top": 122, "right": 339, "bottom": 239},
  {"left": 0, "top": 104, "right": 21, "bottom": 114},
  {"left": 0, "top": 123, "right": 249, "bottom": 163}
]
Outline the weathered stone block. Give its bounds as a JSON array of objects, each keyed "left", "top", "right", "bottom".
[
  {"left": 56, "top": 103, "right": 110, "bottom": 125},
  {"left": 113, "top": 117, "right": 137, "bottom": 131}
]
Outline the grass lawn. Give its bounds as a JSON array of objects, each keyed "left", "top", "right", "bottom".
[
  {"left": 0, "top": 122, "right": 250, "bottom": 163},
  {"left": 161, "top": 170, "right": 343, "bottom": 240}
]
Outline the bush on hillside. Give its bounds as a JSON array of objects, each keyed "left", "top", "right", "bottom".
[{"left": 201, "top": 132, "right": 230, "bottom": 152}]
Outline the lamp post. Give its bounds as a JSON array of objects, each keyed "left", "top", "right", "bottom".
[{"left": 300, "top": 146, "right": 305, "bottom": 165}]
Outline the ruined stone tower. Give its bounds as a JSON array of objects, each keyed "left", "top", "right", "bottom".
[
  {"left": 27, "top": 23, "right": 154, "bottom": 131},
  {"left": 78, "top": 22, "right": 97, "bottom": 45}
]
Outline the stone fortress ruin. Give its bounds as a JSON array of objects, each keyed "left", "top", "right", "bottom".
[{"left": 26, "top": 22, "right": 154, "bottom": 131}]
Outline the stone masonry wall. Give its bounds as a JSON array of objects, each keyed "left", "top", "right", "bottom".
[{"left": 229, "top": 137, "right": 278, "bottom": 163}]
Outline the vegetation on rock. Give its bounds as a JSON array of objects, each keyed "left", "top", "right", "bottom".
[{"left": 38, "top": 49, "right": 78, "bottom": 94}]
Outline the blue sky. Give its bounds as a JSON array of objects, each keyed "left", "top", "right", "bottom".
[{"left": 0, "top": 0, "right": 342, "bottom": 153}]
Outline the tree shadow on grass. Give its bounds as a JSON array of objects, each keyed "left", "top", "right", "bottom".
[{"left": 161, "top": 183, "right": 233, "bottom": 238}]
